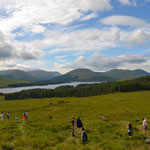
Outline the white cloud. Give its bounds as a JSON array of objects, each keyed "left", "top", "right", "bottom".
[
  {"left": 50, "top": 53, "right": 148, "bottom": 73},
  {"left": 46, "top": 27, "right": 121, "bottom": 54},
  {"left": 0, "top": 30, "right": 46, "bottom": 61},
  {"left": 0, "top": 60, "right": 31, "bottom": 70},
  {"left": 127, "top": 29, "right": 150, "bottom": 43},
  {"left": 80, "top": 13, "right": 98, "bottom": 21},
  {"left": 101, "top": 15, "right": 150, "bottom": 28},
  {"left": 118, "top": 0, "right": 137, "bottom": 6},
  {"left": 0, "top": 0, "right": 112, "bottom": 33}
]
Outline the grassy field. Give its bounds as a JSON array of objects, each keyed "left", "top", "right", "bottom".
[
  {"left": 0, "top": 91, "right": 150, "bottom": 150},
  {"left": 0, "top": 77, "right": 30, "bottom": 88}
]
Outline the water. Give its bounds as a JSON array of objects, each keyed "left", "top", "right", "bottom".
[{"left": 0, "top": 82, "right": 102, "bottom": 94}]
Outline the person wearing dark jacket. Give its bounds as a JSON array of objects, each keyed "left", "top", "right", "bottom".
[
  {"left": 81, "top": 128, "right": 88, "bottom": 145},
  {"left": 77, "top": 117, "right": 83, "bottom": 134},
  {"left": 77, "top": 117, "right": 83, "bottom": 128}
]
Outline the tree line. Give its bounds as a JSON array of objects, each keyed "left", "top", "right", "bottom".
[{"left": 4, "top": 76, "right": 150, "bottom": 100}]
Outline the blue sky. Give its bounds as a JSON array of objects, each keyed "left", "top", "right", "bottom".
[{"left": 0, "top": 0, "right": 150, "bottom": 73}]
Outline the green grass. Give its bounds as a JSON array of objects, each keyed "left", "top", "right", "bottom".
[
  {"left": 0, "top": 77, "right": 30, "bottom": 88},
  {"left": 0, "top": 91, "right": 150, "bottom": 149}
]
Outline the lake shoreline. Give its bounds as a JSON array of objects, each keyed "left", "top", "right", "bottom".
[{"left": 0, "top": 82, "right": 103, "bottom": 94}]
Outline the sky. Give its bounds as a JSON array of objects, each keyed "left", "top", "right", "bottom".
[{"left": 0, "top": 0, "right": 150, "bottom": 73}]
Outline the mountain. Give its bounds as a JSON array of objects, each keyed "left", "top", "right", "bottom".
[
  {"left": 1, "top": 68, "right": 149, "bottom": 87},
  {"left": 28, "top": 70, "right": 61, "bottom": 81},
  {"left": 102, "top": 69, "right": 149, "bottom": 80},
  {"left": 43, "top": 68, "right": 150, "bottom": 84},
  {"left": 0, "top": 70, "right": 36, "bottom": 81},
  {"left": 39, "top": 69, "right": 116, "bottom": 84},
  {"left": 134, "top": 69, "right": 150, "bottom": 76},
  {"left": 0, "top": 69, "right": 61, "bottom": 81},
  {"left": 0, "top": 76, "right": 30, "bottom": 88}
]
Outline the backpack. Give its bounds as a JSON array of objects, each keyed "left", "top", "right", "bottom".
[
  {"left": 77, "top": 120, "right": 83, "bottom": 128},
  {"left": 83, "top": 132, "right": 88, "bottom": 141}
]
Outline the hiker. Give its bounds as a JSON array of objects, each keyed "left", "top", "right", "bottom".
[
  {"left": 142, "top": 118, "right": 147, "bottom": 131},
  {"left": 7, "top": 112, "right": 10, "bottom": 121},
  {"left": 0, "top": 111, "right": 4, "bottom": 121},
  {"left": 23, "top": 113, "right": 27, "bottom": 122},
  {"left": 77, "top": 117, "right": 83, "bottom": 134},
  {"left": 15, "top": 117, "right": 18, "bottom": 123},
  {"left": 126, "top": 124, "right": 133, "bottom": 139},
  {"left": 81, "top": 128, "right": 88, "bottom": 145},
  {"left": 71, "top": 118, "right": 75, "bottom": 136},
  {"left": 25, "top": 111, "right": 28, "bottom": 121}
]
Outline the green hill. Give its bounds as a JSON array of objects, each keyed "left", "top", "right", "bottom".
[
  {"left": 0, "top": 77, "right": 30, "bottom": 88},
  {"left": 37, "top": 68, "right": 149, "bottom": 84},
  {"left": 0, "top": 70, "right": 36, "bottom": 81},
  {"left": 41, "top": 68, "right": 115, "bottom": 83},
  {"left": 1, "top": 91, "right": 150, "bottom": 149},
  {"left": 0, "top": 69, "right": 61, "bottom": 81},
  {"left": 28, "top": 70, "right": 61, "bottom": 81},
  {"left": 3, "top": 68, "right": 149, "bottom": 87},
  {"left": 102, "top": 69, "right": 148, "bottom": 80}
]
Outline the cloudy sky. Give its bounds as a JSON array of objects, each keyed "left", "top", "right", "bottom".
[{"left": 0, "top": 0, "right": 150, "bottom": 73}]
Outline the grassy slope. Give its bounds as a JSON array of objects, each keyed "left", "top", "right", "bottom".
[
  {"left": 0, "top": 77, "right": 30, "bottom": 88},
  {"left": 0, "top": 91, "right": 150, "bottom": 149}
]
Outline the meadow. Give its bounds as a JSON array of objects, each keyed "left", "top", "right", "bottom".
[
  {"left": 0, "top": 77, "right": 29, "bottom": 88},
  {"left": 0, "top": 91, "right": 150, "bottom": 150}
]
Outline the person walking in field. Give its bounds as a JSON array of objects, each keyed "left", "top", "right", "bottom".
[
  {"left": 77, "top": 117, "right": 83, "bottom": 134},
  {"left": 71, "top": 118, "right": 75, "bottom": 137},
  {"left": 23, "top": 113, "right": 27, "bottom": 122},
  {"left": 15, "top": 117, "right": 18, "bottom": 123},
  {"left": 126, "top": 124, "right": 133, "bottom": 139},
  {"left": 0, "top": 111, "right": 4, "bottom": 121},
  {"left": 25, "top": 111, "right": 28, "bottom": 121},
  {"left": 81, "top": 128, "right": 88, "bottom": 145},
  {"left": 142, "top": 118, "right": 147, "bottom": 131},
  {"left": 7, "top": 112, "right": 10, "bottom": 121}
]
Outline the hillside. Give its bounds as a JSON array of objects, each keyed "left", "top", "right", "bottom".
[
  {"left": 2, "top": 68, "right": 150, "bottom": 87},
  {"left": 1, "top": 91, "right": 150, "bottom": 149},
  {"left": 0, "top": 70, "right": 36, "bottom": 81},
  {"left": 39, "top": 69, "right": 116, "bottom": 84},
  {"left": 37, "top": 68, "right": 149, "bottom": 84},
  {"left": 28, "top": 70, "right": 61, "bottom": 81},
  {"left": 0, "top": 69, "right": 61, "bottom": 81},
  {"left": 0, "top": 77, "right": 30, "bottom": 88},
  {"left": 102, "top": 69, "right": 149, "bottom": 80}
]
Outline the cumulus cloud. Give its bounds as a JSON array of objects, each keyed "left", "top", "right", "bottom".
[
  {"left": 50, "top": 53, "right": 148, "bottom": 73},
  {"left": 0, "top": 31, "right": 15, "bottom": 59},
  {"left": 126, "top": 29, "right": 150, "bottom": 43},
  {"left": 0, "top": 30, "right": 45, "bottom": 61},
  {"left": 0, "top": 60, "right": 31, "bottom": 70},
  {"left": 101, "top": 15, "right": 150, "bottom": 28}
]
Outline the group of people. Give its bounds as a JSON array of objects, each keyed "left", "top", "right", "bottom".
[
  {"left": 71, "top": 117, "right": 88, "bottom": 145},
  {"left": 0, "top": 111, "right": 148, "bottom": 145},
  {"left": 127, "top": 117, "right": 148, "bottom": 139},
  {"left": 0, "top": 111, "right": 28, "bottom": 123},
  {"left": 70, "top": 117, "right": 148, "bottom": 145}
]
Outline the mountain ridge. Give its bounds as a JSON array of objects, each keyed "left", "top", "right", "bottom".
[
  {"left": 0, "top": 69, "right": 61, "bottom": 81},
  {"left": 0, "top": 68, "right": 149, "bottom": 87}
]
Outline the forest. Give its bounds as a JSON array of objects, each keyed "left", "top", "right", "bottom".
[{"left": 4, "top": 76, "right": 150, "bottom": 100}]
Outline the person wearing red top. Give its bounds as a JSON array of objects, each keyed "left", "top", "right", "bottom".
[{"left": 23, "top": 113, "right": 27, "bottom": 122}]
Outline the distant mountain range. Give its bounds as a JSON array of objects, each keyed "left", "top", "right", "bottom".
[
  {"left": 0, "top": 69, "right": 61, "bottom": 81},
  {"left": 38, "top": 68, "right": 150, "bottom": 84},
  {"left": 0, "top": 68, "right": 149, "bottom": 87}
]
